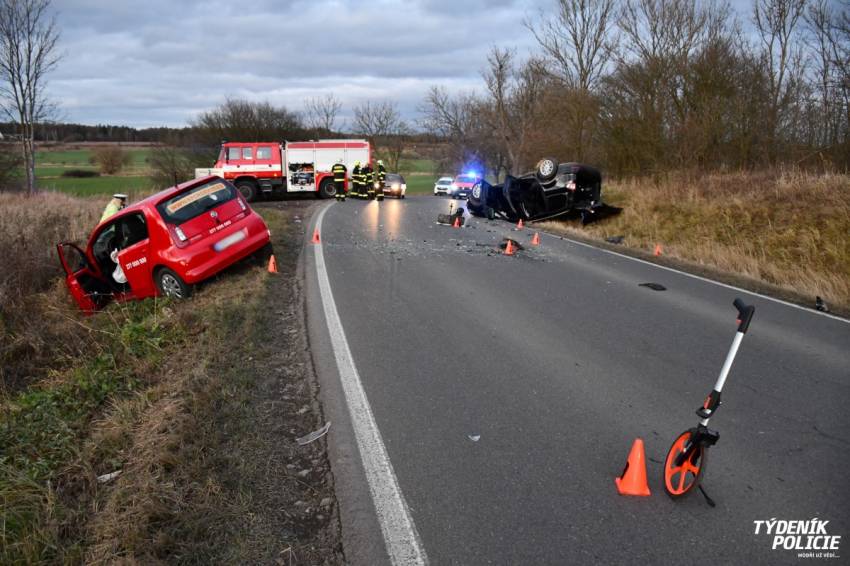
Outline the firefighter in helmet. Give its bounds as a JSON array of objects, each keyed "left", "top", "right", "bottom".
[
  {"left": 351, "top": 161, "right": 362, "bottom": 197},
  {"left": 363, "top": 162, "right": 374, "bottom": 200},
  {"left": 376, "top": 159, "right": 386, "bottom": 201},
  {"left": 332, "top": 160, "right": 347, "bottom": 201}
]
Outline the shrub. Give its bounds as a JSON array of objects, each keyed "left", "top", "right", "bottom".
[
  {"left": 91, "top": 146, "right": 132, "bottom": 175},
  {"left": 61, "top": 169, "right": 100, "bottom": 178},
  {"left": 148, "top": 144, "right": 214, "bottom": 188}
]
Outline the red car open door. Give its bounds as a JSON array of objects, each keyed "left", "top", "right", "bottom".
[{"left": 56, "top": 242, "right": 108, "bottom": 312}]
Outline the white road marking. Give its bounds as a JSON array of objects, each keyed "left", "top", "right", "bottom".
[
  {"left": 313, "top": 203, "right": 429, "bottom": 566},
  {"left": 542, "top": 231, "right": 849, "bottom": 325}
]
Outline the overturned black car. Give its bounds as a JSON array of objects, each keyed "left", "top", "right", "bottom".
[{"left": 467, "top": 158, "right": 605, "bottom": 223}]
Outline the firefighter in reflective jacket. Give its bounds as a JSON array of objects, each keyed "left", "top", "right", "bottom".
[
  {"left": 376, "top": 160, "right": 386, "bottom": 201},
  {"left": 363, "top": 162, "right": 374, "bottom": 199},
  {"left": 351, "top": 161, "right": 362, "bottom": 197},
  {"left": 332, "top": 161, "right": 347, "bottom": 201}
]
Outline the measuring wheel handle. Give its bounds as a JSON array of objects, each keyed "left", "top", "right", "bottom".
[{"left": 663, "top": 298, "right": 755, "bottom": 500}]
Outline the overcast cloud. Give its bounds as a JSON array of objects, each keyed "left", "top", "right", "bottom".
[
  {"left": 48, "top": 0, "right": 762, "bottom": 129},
  {"left": 47, "top": 0, "right": 548, "bottom": 128}
]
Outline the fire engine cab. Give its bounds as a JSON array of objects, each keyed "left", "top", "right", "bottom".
[{"left": 194, "top": 139, "right": 371, "bottom": 201}]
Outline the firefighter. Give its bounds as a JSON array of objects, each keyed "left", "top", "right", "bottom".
[
  {"left": 332, "top": 160, "right": 347, "bottom": 201},
  {"left": 351, "top": 161, "right": 362, "bottom": 197},
  {"left": 376, "top": 160, "right": 386, "bottom": 201},
  {"left": 363, "top": 162, "right": 374, "bottom": 199}
]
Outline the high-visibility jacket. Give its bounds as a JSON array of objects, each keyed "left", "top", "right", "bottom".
[
  {"left": 377, "top": 163, "right": 386, "bottom": 183},
  {"left": 100, "top": 197, "right": 124, "bottom": 222},
  {"left": 332, "top": 163, "right": 346, "bottom": 182},
  {"left": 352, "top": 165, "right": 362, "bottom": 189},
  {"left": 363, "top": 166, "right": 373, "bottom": 187}
]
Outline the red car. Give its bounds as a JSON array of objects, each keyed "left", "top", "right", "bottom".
[{"left": 57, "top": 176, "right": 271, "bottom": 312}]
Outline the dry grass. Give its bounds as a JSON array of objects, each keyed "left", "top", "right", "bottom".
[
  {"left": 0, "top": 191, "right": 106, "bottom": 394},
  {"left": 541, "top": 170, "right": 850, "bottom": 310},
  {"left": 0, "top": 191, "right": 102, "bottom": 303},
  {"left": 2, "top": 196, "right": 339, "bottom": 564}
]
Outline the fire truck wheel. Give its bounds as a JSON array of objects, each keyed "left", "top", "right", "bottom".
[
  {"left": 236, "top": 181, "right": 257, "bottom": 202},
  {"left": 319, "top": 178, "right": 337, "bottom": 199}
]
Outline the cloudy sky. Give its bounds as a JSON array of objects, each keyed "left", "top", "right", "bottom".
[{"left": 48, "top": 0, "right": 758, "bottom": 129}]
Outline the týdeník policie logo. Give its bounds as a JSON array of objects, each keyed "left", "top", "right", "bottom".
[{"left": 754, "top": 519, "right": 841, "bottom": 559}]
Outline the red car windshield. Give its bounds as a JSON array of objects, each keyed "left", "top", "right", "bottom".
[{"left": 157, "top": 180, "right": 238, "bottom": 225}]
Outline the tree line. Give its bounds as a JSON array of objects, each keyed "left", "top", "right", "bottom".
[{"left": 421, "top": 0, "right": 850, "bottom": 178}]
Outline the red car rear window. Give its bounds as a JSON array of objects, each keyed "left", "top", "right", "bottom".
[{"left": 157, "top": 179, "right": 238, "bottom": 225}]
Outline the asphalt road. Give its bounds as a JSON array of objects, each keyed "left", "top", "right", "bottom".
[{"left": 305, "top": 195, "right": 850, "bottom": 565}]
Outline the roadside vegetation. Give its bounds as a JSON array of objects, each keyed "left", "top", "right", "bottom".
[
  {"left": 540, "top": 170, "right": 850, "bottom": 312},
  {"left": 34, "top": 145, "right": 156, "bottom": 196},
  {"left": 0, "top": 192, "right": 339, "bottom": 563}
]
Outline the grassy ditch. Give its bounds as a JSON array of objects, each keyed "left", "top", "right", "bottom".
[
  {"left": 539, "top": 170, "right": 850, "bottom": 313},
  {"left": 1, "top": 194, "right": 339, "bottom": 563}
]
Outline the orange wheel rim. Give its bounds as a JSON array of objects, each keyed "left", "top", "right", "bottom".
[{"left": 664, "top": 431, "right": 704, "bottom": 495}]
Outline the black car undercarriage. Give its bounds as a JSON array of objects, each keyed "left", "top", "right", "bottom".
[{"left": 466, "top": 158, "right": 606, "bottom": 224}]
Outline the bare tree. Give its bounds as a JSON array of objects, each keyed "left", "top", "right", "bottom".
[
  {"left": 805, "top": 0, "right": 839, "bottom": 148},
  {"left": 0, "top": 0, "right": 60, "bottom": 195},
  {"left": 192, "top": 97, "right": 303, "bottom": 145},
  {"left": 352, "top": 100, "right": 409, "bottom": 171},
  {"left": 353, "top": 100, "right": 401, "bottom": 138},
  {"left": 419, "top": 86, "right": 498, "bottom": 174},
  {"left": 753, "top": 0, "right": 808, "bottom": 159},
  {"left": 525, "top": 0, "right": 618, "bottom": 91},
  {"left": 483, "top": 47, "right": 547, "bottom": 175},
  {"left": 304, "top": 93, "right": 343, "bottom": 134},
  {"left": 420, "top": 86, "right": 478, "bottom": 140}
]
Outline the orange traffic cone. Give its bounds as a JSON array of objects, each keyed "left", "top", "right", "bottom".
[
  {"left": 267, "top": 254, "right": 278, "bottom": 274},
  {"left": 531, "top": 232, "right": 540, "bottom": 246},
  {"left": 504, "top": 239, "right": 515, "bottom": 256},
  {"left": 615, "top": 438, "right": 651, "bottom": 496},
  {"left": 517, "top": 218, "right": 524, "bottom": 229},
  {"left": 654, "top": 243, "right": 662, "bottom": 257},
  {"left": 312, "top": 228, "right": 321, "bottom": 244},
  {"left": 453, "top": 217, "right": 461, "bottom": 228}
]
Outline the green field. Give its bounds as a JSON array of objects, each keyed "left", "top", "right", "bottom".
[
  {"left": 37, "top": 175, "right": 156, "bottom": 197},
  {"left": 404, "top": 175, "right": 436, "bottom": 195},
  {"left": 400, "top": 158, "right": 439, "bottom": 174},
  {"left": 34, "top": 146, "right": 153, "bottom": 196},
  {"left": 35, "top": 147, "right": 151, "bottom": 168}
]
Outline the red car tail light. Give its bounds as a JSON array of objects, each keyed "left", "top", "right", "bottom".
[{"left": 168, "top": 224, "right": 191, "bottom": 248}]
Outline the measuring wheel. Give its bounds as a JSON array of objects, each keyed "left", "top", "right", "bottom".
[{"left": 663, "top": 429, "right": 709, "bottom": 498}]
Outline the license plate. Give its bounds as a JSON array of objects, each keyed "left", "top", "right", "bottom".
[{"left": 213, "top": 229, "right": 246, "bottom": 252}]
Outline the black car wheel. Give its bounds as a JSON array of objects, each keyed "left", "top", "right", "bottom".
[
  {"left": 535, "top": 157, "right": 559, "bottom": 184},
  {"left": 237, "top": 181, "right": 258, "bottom": 202},
  {"left": 156, "top": 267, "right": 191, "bottom": 299}
]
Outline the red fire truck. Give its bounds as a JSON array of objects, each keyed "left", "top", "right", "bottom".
[{"left": 194, "top": 139, "right": 371, "bottom": 201}]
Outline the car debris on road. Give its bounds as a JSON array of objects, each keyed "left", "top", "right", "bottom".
[{"left": 297, "top": 422, "right": 332, "bottom": 446}]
